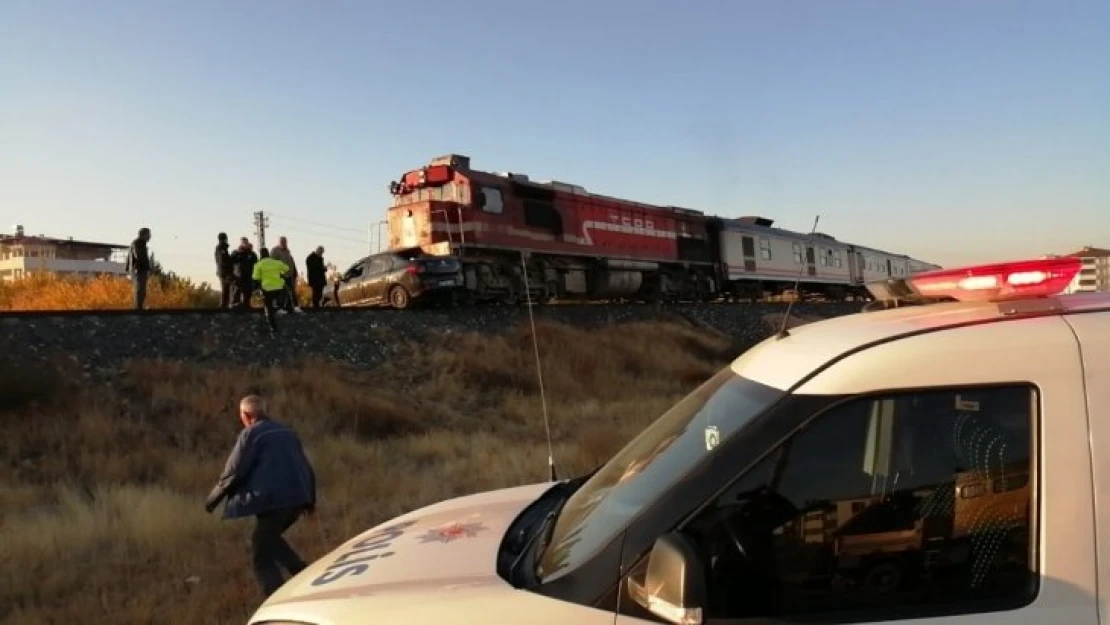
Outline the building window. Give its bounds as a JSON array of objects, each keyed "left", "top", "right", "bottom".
[{"left": 682, "top": 383, "right": 1037, "bottom": 621}]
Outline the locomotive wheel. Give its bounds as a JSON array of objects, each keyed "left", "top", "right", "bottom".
[
  {"left": 389, "top": 285, "right": 411, "bottom": 310},
  {"left": 862, "top": 561, "right": 903, "bottom": 595}
]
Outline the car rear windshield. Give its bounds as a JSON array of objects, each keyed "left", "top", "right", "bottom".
[{"left": 418, "top": 257, "right": 458, "bottom": 270}]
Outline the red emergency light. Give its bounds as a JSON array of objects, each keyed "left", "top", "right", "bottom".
[{"left": 904, "top": 256, "right": 1083, "bottom": 303}]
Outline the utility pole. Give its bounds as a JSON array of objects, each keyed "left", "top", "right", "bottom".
[
  {"left": 377, "top": 219, "right": 388, "bottom": 252},
  {"left": 253, "top": 210, "right": 269, "bottom": 249}
]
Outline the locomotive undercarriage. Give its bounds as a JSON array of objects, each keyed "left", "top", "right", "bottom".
[
  {"left": 420, "top": 245, "right": 869, "bottom": 306},
  {"left": 452, "top": 248, "right": 716, "bottom": 305}
]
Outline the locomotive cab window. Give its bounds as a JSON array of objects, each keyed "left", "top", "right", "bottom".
[
  {"left": 477, "top": 186, "right": 504, "bottom": 214},
  {"left": 643, "top": 383, "right": 1037, "bottom": 623}
]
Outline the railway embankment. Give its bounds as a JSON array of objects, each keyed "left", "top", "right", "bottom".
[{"left": 0, "top": 302, "right": 861, "bottom": 372}]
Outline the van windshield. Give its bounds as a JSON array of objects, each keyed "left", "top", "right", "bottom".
[{"left": 535, "top": 367, "right": 784, "bottom": 583}]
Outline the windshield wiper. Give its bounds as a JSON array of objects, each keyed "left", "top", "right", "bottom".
[
  {"left": 508, "top": 508, "right": 557, "bottom": 586},
  {"left": 507, "top": 470, "right": 595, "bottom": 587},
  {"left": 529, "top": 497, "right": 567, "bottom": 584}
]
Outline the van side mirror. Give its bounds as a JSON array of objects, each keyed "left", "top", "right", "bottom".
[{"left": 626, "top": 533, "right": 707, "bottom": 625}]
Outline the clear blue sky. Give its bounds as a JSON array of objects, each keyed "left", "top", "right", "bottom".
[{"left": 2, "top": 0, "right": 1108, "bottom": 284}]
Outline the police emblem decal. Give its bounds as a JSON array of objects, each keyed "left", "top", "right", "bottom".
[
  {"left": 418, "top": 521, "right": 488, "bottom": 544},
  {"left": 705, "top": 425, "right": 721, "bottom": 451}
]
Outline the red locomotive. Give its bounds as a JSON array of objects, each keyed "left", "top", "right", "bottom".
[
  {"left": 386, "top": 153, "right": 719, "bottom": 303},
  {"left": 385, "top": 153, "right": 940, "bottom": 304}
]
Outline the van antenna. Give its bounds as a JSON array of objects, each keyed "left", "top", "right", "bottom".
[
  {"left": 775, "top": 214, "right": 821, "bottom": 340},
  {"left": 520, "top": 252, "right": 558, "bottom": 482}
]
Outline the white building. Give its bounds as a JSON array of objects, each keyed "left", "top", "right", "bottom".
[
  {"left": 0, "top": 225, "right": 128, "bottom": 283},
  {"left": 1063, "top": 246, "right": 1110, "bottom": 294}
]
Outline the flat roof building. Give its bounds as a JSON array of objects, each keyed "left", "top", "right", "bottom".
[
  {"left": 0, "top": 225, "right": 128, "bottom": 283},
  {"left": 1063, "top": 246, "right": 1110, "bottom": 294}
]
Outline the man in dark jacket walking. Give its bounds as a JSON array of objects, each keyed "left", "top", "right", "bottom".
[
  {"left": 304, "top": 245, "right": 328, "bottom": 308},
  {"left": 214, "top": 232, "right": 234, "bottom": 308},
  {"left": 204, "top": 394, "right": 317, "bottom": 598},
  {"left": 125, "top": 227, "right": 152, "bottom": 310}
]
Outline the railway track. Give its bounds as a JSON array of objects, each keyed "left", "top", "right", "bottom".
[{"left": 0, "top": 298, "right": 863, "bottom": 319}]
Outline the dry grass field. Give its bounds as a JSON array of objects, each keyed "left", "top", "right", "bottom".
[
  {"left": 0, "top": 319, "right": 741, "bottom": 625},
  {"left": 0, "top": 272, "right": 319, "bottom": 311}
]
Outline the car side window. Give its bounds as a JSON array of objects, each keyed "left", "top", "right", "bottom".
[
  {"left": 343, "top": 261, "right": 365, "bottom": 281},
  {"left": 682, "top": 384, "right": 1037, "bottom": 622},
  {"left": 368, "top": 257, "right": 391, "bottom": 275}
]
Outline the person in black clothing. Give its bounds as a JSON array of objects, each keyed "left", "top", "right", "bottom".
[
  {"left": 229, "top": 238, "right": 259, "bottom": 310},
  {"left": 125, "top": 227, "right": 152, "bottom": 310},
  {"left": 304, "top": 246, "right": 328, "bottom": 308},
  {"left": 214, "top": 232, "right": 234, "bottom": 309}
]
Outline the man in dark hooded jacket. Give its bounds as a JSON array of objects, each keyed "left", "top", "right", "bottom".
[
  {"left": 304, "top": 245, "right": 328, "bottom": 308},
  {"left": 214, "top": 232, "right": 234, "bottom": 308},
  {"left": 229, "top": 238, "right": 259, "bottom": 310},
  {"left": 204, "top": 394, "right": 316, "bottom": 598}
]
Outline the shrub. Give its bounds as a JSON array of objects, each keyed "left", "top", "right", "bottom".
[
  {"left": 0, "top": 272, "right": 326, "bottom": 311},
  {"left": 0, "top": 273, "right": 219, "bottom": 310}
]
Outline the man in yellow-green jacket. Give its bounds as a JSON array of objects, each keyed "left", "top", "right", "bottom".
[{"left": 253, "top": 248, "right": 291, "bottom": 336}]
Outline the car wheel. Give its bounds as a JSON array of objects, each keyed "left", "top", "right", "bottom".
[{"left": 389, "top": 285, "right": 411, "bottom": 310}]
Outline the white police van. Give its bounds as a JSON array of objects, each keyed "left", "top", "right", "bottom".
[{"left": 249, "top": 256, "right": 1110, "bottom": 625}]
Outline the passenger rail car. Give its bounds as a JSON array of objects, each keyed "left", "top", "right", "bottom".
[
  {"left": 383, "top": 154, "right": 939, "bottom": 304},
  {"left": 714, "top": 216, "right": 940, "bottom": 301}
]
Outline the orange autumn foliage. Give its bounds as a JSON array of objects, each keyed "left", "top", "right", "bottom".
[
  {"left": 0, "top": 273, "right": 219, "bottom": 311},
  {"left": 0, "top": 272, "right": 322, "bottom": 311}
]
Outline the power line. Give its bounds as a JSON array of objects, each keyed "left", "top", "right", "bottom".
[
  {"left": 267, "top": 212, "right": 368, "bottom": 236},
  {"left": 267, "top": 218, "right": 370, "bottom": 246}
]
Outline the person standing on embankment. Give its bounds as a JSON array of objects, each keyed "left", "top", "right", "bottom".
[
  {"left": 214, "top": 232, "right": 234, "bottom": 309},
  {"left": 125, "top": 227, "right": 152, "bottom": 310},
  {"left": 230, "top": 237, "right": 258, "bottom": 310},
  {"left": 304, "top": 246, "right": 328, "bottom": 308},
  {"left": 253, "top": 247, "right": 290, "bottom": 337},
  {"left": 269, "top": 236, "right": 303, "bottom": 313}
]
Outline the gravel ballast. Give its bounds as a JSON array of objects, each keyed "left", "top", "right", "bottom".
[{"left": 0, "top": 302, "right": 863, "bottom": 370}]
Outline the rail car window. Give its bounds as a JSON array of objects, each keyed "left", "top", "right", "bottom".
[
  {"left": 793, "top": 242, "right": 804, "bottom": 264},
  {"left": 760, "top": 237, "right": 772, "bottom": 260},
  {"left": 478, "top": 186, "right": 504, "bottom": 214},
  {"left": 677, "top": 384, "right": 1037, "bottom": 622}
]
